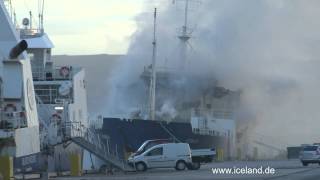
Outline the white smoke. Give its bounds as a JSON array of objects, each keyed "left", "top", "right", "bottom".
[
  {"left": 157, "top": 100, "right": 178, "bottom": 120},
  {"left": 103, "top": 0, "right": 320, "bottom": 147}
]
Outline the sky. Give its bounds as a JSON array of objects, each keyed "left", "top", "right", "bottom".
[{"left": 10, "top": 0, "right": 147, "bottom": 55}]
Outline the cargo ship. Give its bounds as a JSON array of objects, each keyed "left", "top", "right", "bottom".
[{"left": 89, "top": 3, "right": 240, "bottom": 169}]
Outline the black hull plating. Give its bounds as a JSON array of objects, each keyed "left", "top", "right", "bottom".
[{"left": 102, "top": 118, "right": 227, "bottom": 157}]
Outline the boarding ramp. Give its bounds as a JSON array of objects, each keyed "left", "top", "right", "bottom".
[{"left": 63, "top": 122, "right": 134, "bottom": 172}]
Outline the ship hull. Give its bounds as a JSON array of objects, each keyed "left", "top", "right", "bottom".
[{"left": 101, "top": 118, "right": 227, "bottom": 158}]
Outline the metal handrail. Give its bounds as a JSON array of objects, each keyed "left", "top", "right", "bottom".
[
  {"left": 192, "top": 108, "right": 234, "bottom": 119},
  {"left": 0, "top": 112, "right": 27, "bottom": 129},
  {"left": 63, "top": 121, "right": 130, "bottom": 170},
  {"left": 34, "top": 87, "right": 72, "bottom": 105},
  {"left": 32, "top": 66, "right": 74, "bottom": 81}
]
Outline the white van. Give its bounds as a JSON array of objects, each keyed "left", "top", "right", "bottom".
[{"left": 128, "top": 143, "right": 192, "bottom": 171}]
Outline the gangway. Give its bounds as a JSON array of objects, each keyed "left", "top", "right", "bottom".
[{"left": 63, "top": 122, "right": 134, "bottom": 172}]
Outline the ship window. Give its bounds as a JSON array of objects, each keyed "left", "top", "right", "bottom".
[{"left": 146, "top": 147, "right": 163, "bottom": 156}]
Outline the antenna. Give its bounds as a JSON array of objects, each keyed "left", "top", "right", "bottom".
[
  {"left": 173, "top": 0, "right": 201, "bottom": 71},
  {"left": 13, "top": 11, "right": 17, "bottom": 27},
  {"left": 9, "top": 0, "right": 12, "bottom": 20},
  {"left": 38, "top": 0, "right": 45, "bottom": 32},
  {"left": 41, "top": 0, "right": 45, "bottom": 31},
  {"left": 149, "top": 8, "right": 158, "bottom": 120},
  {"left": 29, "top": 11, "right": 33, "bottom": 29},
  {"left": 179, "top": 0, "right": 190, "bottom": 71},
  {"left": 4, "top": 0, "right": 13, "bottom": 20}
]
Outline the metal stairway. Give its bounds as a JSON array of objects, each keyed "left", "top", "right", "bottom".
[
  {"left": 35, "top": 95, "right": 134, "bottom": 171},
  {"left": 64, "top": 122, "right": 134, "bottom": 172}
]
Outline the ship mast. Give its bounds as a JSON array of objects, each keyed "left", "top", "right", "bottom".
[
  {"left": 149, "top": 8, "right": 157, "bottom": 120},
  {"left": 3, "top": 0, "right": 13, "bottom": 21},
  {"left": 39, "top": 0, "right": 45, "bottom": 32},
  {"left": 178, "top": 0, "right": 191, "bottom": 71}
]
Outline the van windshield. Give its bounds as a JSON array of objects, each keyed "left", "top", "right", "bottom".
[
  {"left": 136, "top": 141, "right": 149, "bottom": 155},
  {"left": 135, "top": 140, "right": 165, "bottom": 155}
]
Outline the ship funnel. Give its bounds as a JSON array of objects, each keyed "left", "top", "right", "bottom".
[{"left": 9, "top": 40, "right": 28, "bottom": 59}]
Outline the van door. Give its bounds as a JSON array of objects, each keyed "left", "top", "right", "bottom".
[
  {"left": 144, "top": 147, "right": 165, "bottom": 168},
  {"left": 162, "top": 145, "right": 176, "bottom": 167}
]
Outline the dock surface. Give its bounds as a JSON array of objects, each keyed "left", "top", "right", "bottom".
[{"left": 50, "top": 160, "right": 320, "bottom": 180}]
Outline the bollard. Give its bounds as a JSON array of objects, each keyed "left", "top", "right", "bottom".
[
  {"left": 0, "top": 156, "right": 13, "bottom": 180},
  {"left": 69, "top": 153, "right": 82, "bottom": 176},
  {"left": 216, "top": 148, "right": 224, "bottom": 162}
]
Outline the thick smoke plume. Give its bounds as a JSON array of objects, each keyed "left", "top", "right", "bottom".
[{"left": 103, "top": 0, "right": 320, "bottom": 148}]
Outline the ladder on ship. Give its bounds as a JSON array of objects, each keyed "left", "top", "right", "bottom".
[
  {"left": 35, "top": 96, "right": 133, "bottom": 171},
  {"left": 63, "top": 122, "right": 134, "bottom": 172}
]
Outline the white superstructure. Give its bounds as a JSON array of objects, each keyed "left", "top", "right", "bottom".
[
  {"left": 0, "top": 0, "right": 40, "bottom": 157},
  {"left": 18, "top": 19, "right": 89, "bottom": 147},
  {"left": 15, "top": 9, "right": 89, "bottom": 171}
]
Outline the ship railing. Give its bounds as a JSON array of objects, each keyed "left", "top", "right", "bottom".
[
  {"left": 63, "top": 121, "right": 131, "bottom": 170},
  {"left": 192, "top": 128, "right": 225, "bottom": 137},
  {"left": 66, "top": 122, "right": 114, "bottom": 154},
  {"left": 34, "top": 87, "right": 73, "bottom": 105},
  {"left": 19, "top": 28, "right": 43, "bottom": 37},
  {"left": 191, "top": 108, "right": 234, "bottom": 119},
  {"left": 32, "top": 66, "right": 74, "bottom": 81},
  {"left": 0, "top": 111, "right": 27, "bottom": 129}
]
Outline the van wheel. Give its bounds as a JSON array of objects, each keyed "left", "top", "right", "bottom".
[
  {"left": 190, "top": 162, "right": 201, "bottom": 170},
  {"left": 135, "top": 162, "right": 147, "bottom": 172},
  {"left": 99, "top": 165, "right": 107, "bottom": 173},
  {"left": 175, "top": 160, "right": 186, "bottom": 171},
  {"left": 302, "top": 162, "right": 308, "bottom": 166}
]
